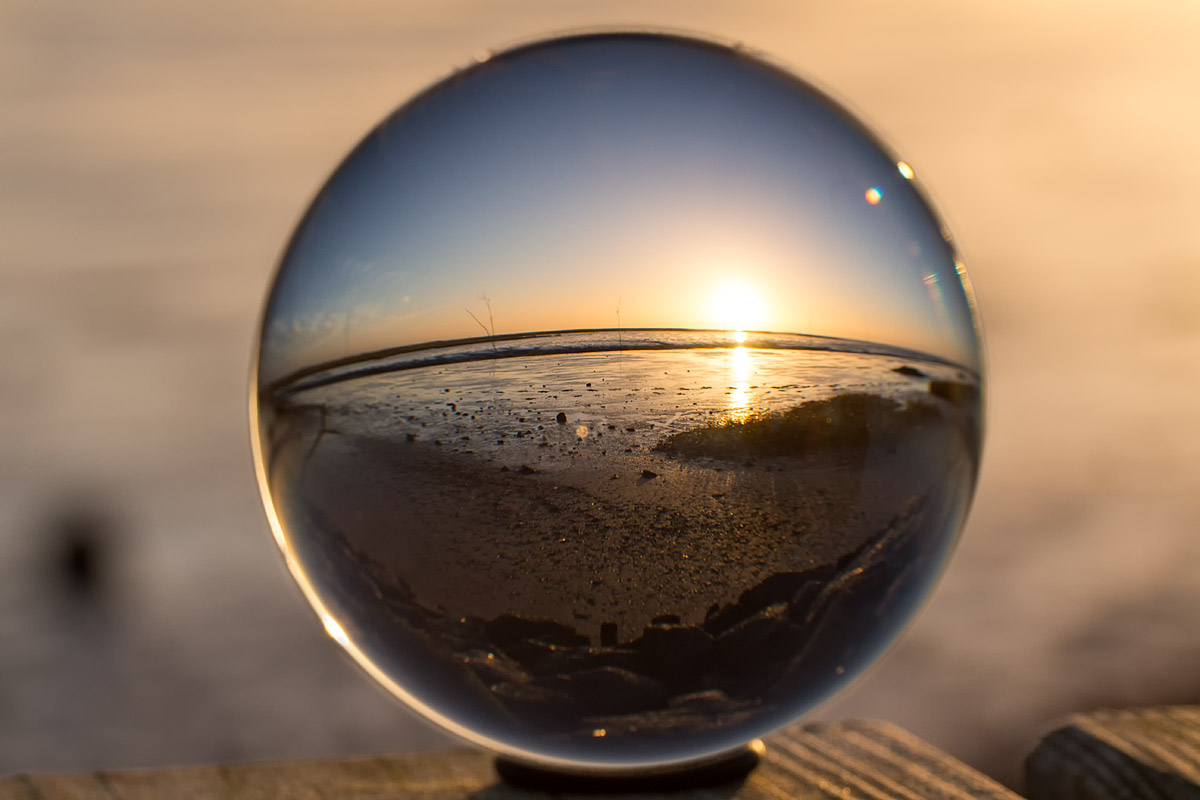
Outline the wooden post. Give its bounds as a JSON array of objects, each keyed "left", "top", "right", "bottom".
[
  {"left": 1025, "top": 706, "right": 1200, "bottom": 799},
  {"left": 2, "top": 719, "right": 1021, "bottom": 800}
]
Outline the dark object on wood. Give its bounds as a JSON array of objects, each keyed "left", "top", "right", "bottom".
[
  {"left": 1025, "top": 705, "right": 1200, "bottom": 800},
  {"left": 0, "top": 719, "right": 1020, "bottom": 799}
]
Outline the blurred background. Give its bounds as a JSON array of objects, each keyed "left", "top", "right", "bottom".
[{"left": 1, "top": 0, "right": 1197, "bottom": 786}]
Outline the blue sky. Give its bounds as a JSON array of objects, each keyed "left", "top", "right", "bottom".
[{"left": 260, "top": 33, "right": 980, "bottom": 385}]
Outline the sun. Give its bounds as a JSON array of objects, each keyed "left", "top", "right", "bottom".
[{"left": 708, "top": 281, "right": 768, "bottom": 334}]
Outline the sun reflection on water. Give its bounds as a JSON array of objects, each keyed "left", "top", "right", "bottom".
[{"left": 727, "top": 345, "right": 755, "bottom": 424}]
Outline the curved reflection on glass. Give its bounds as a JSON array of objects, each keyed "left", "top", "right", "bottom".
[{"left": 251, "top": 32, "right": 984, "bottom": 774}]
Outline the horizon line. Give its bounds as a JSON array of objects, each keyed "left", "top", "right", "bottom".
[{"left": 259, "top": 327, "right": 976, "bottom": 399}]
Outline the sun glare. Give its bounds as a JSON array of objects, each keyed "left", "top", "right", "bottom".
[
  {"left": 322, "top": 613, "right": 351, "bottom": 647},
  {"left": 709, "top": 282, "right": 767, "bottom": 334}
]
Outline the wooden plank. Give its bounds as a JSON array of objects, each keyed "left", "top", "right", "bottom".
[
  {"left": 755, "top": 720, "right": 1022, "bottom": 800},
  {"left": 1025, "top": 706, "right": 1200, "bottom": 799},
  {"left": 2, "top": 720, "right": 1020, "bottom": 800}
]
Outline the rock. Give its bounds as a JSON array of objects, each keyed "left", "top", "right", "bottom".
[
  {"left": 654, "top": 392, "right": 903, "bottom": 460},
  {"left": 712, "top": 603, "right": 808, "bottom": 694},
  {"left": 545, "top": 667, "right": 667, "bottom": 715},
  {"left": 633, "top": 624, "right": 713, "bottom": 690},
  {"left": 716, "top": 602, "right": 792, "bottom": 651},
  {"left": 786, "top": 580, "right": 824, "bottom": 624},
  {"left": 490, "top": 680, "right": 574, "bottom": 717},
  {"left": 533, "top": 646, "right": 647, "bottom": 677},
  {"left": 484, "top": 614, "right": 589, "bottom": 648},
  {"left": 586, "top": 699, "right": 761, "bottom": 736},
  {"left": 457, "top": 649, "right": 530, "bottom": 688},
  {"left": 501, "top": 639, "right": 565, "bottom": 670},
  {"left": 703, "top": 570, "right": 832, "bottom": 635},
  {"left": 640, "top": 469, "right": 659, "bottom": 480},
  {"left": 667, "top": 689, "right": 738, "bottom": 712},
  {"left": 556, "top": 412, "right": 568, "bottom": 424},
  {"left": 637, "top": 623, "right": 714, "bottom": 656}
]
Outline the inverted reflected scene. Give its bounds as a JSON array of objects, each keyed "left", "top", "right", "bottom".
[{"left": 252, "top": 32, "right": 984, "bottom": 773}]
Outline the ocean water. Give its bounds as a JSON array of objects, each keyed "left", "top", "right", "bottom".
[{"left": 259, "top": 333, "right": 980, "bottom": 768}]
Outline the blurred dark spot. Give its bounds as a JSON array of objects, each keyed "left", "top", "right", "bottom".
[
  {"left": 555, "top": 412, "right": 568, "bottom": 425},
  {"left": 44, "top": 500, "right": 120, "bottom": 606}
]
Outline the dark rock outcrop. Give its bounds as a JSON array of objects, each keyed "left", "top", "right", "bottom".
[{"left": 485, "top": 614, "right": 590, "bottom": 649}]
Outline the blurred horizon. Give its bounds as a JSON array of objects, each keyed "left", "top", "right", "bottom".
[{"left": 2, "top": 0, "right": 1198, "bottom": 787}]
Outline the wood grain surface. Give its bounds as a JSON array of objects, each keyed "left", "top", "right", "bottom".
[
  {"left": 1025, "top": 706, "right": 1200, "bottom": 800},
  {"left": 1, "top": 720, "right": 1022, "bottom": 800}
]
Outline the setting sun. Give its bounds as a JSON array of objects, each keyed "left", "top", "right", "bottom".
[{"left": 708, "top": 281, "right": 768, "bottom": 333}]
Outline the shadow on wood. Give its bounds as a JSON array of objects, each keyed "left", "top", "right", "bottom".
[
  {"left": 1025, "top": 706, "right": 1200, "bottom": 800},
  {"left": 494, "top": 745, "right": 757, "bottom": 793}
]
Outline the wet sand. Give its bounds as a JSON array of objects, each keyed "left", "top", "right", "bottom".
[
  {"left": 266, "top": 345, "right": 977, "bottom": 642},
  {"left": 285, "top": 416, "right": 943, "bottom": 642},
  {"left": 259, "top": 344, "right": 979, "bottom": 761}
]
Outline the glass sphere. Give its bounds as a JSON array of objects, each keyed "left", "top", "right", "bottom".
[{"left": 251, "top": 32, "right": 983, "bottom": 774}]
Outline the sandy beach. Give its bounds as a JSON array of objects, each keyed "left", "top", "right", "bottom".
[{"left": 261, "top": 338, "right": 979, "bottom": 763}]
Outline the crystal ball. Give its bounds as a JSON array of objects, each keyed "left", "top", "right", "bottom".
[{"left": 251, "top": 32, "right": 984, "bottom": 774}]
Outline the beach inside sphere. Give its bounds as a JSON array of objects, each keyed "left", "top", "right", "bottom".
[{"left": 259, "top": 329, "right": 980, "bottom": 765}]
